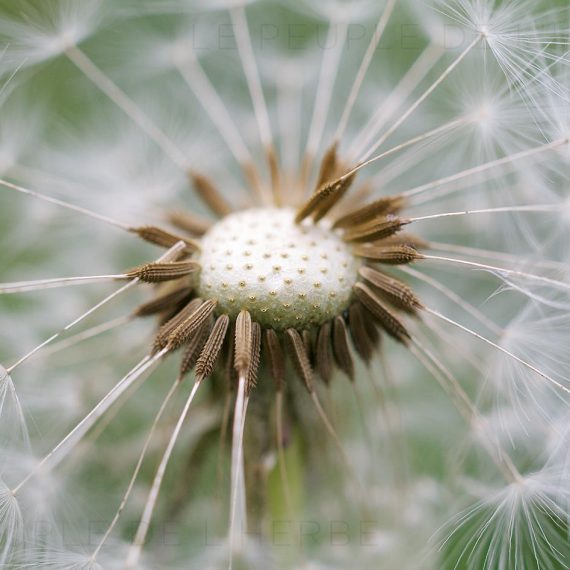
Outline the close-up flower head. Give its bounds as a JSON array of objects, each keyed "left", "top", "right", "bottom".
[{"left": 0, "top": 0, "right": 569, "bottom": 568}]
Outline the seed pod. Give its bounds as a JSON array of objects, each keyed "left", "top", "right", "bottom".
[
  {"left": 179, "top": 319, "right": 214, "bottom": 378},
  {"left": 359, "top": 266, "right": 423, "bottom": 313},
  {"left": 315, "top": 322, "right": 333, "bottom": 384},
  {"left": 333, "top": 195, "right": 407, "bottom": 229},
  {"left": 166, "top": 299, "right": 217, "bottom": 352},
  {"left": 152, "top": 298, "right": 203, "bottom": 353},
  {"left": 343, "top": 216, "right": 410, "bottom": 243},
  {"left": 265, "top": 329, "right": 285, "bottom": 392},
  {"left": 234, "top": 310, "right": 253, "bottom": 377},
  {"left": 295, "top": 174, "right": 356, "bottom": 223},
  {"left": 348, "top": 303, "right": 376, "bottom": 362},
  {"left": 188, "top": 170, "right": 233, "bottom": 217},
  {"left": 167, "top": 211, "right": 212, "bottom": 236},
  {"left": 315, "top": 142, "right": 338, "bottom": 189},
  {"left": 353, "top": 244, "right": 421, "bottom": 265},
  {"left": 134, "top": 287, "right": 192, "bottom": 318},
  {"left": 126, "top": 261, "right": 199, "bottom": 283},
  {"left": 130, "top": 225, "right": 200, "bottom": 253},
  {"left": 353, "top": 282, "right": 411, "bottom": 345},
  {"left": 333, "top": 316, "right": 354, "bottom": 381},
  {"left": 246, "top": 322, "right": 262, "bottom": 393},
  {"left": 285, "top": 328, "right": 314, "bottom": 393},
  {"left": 195, "top": 314, "right": 230, "bottom": 381}
]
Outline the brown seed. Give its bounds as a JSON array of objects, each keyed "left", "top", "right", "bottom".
[
  {"left": 353, "top": 244, "right": 421, "bottom": 265},
  {"left": 313, "top": 173, "right": 357, "bottom": 223},
  {"left": 152, "top": 298, "right": 203, "bottom": 353},
  {"left": 130, "top": 225, "right": 200, "bottom": 254},
  {"left": 295, "top": 173, "right": 356, "bottom": 223},
  {"left": 195, "top": 314, "right": 230, "bottom": 381},
  {"left": 166, "top": 299, "right": 217, "bottom": 352},
  {"left": 333, "top": 316, "right": 354, "bottom": 381},
  {"left": 266, "top": 145, "right": 282, "bottom": 207},
  {"left": 315, "top": 142, "right": 338, "bottom": 189},
  {"left": 265, "top": 329, "right": 285, "bottom": 392},
  {"left": 188, "top": 170, "right": 233, "bottom": 217},
  {"left": 302, "top": 329, "right": 314, "bottom": 365},
  {"left": 343, "top": 216, "right": 410, "bottom": 243},
  {"left": 166, "top": 211, "right": 212, "bottom": 236},
  {"left": 285, "top": 328, "right": 314, "bottom": 393},
  {"left": 380, "top": 232, "right": 430, "bottom": 250},
  {"left": 179, "top": 319, "right": 214, "bottom": 378},
  {"left": 315, "top": 322, "right": 333, "bottom": 384},
  {"left": 225, "top": 327, "right": 238, "bottom": 389},
  {"left": 353, "top": 283, "right": 411, "bottom": 345},
  {"left": 246, "top": 322, "right": 262, "bottom": 393},
  {"left": 333, "top": 195, "right": 407, "bottom": 229},
  {"left": 126, "top": 261, "right": 200, "bottom": 283},
  {"left": 234, "top": 310, "right": 253, "bottom": 376},
  {"left": 134, "top": 287, "right": 192, "bottom": 318},
  {"left": 359, "top": 266, "right": 423, "bottom": 313},
  {"left": 348, "top": 303, "right": 376, "bottom": 362}
]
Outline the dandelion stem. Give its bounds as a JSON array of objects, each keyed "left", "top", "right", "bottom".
[
  {"left": 65, "top": 46, "right": 190, "bottom": 171},
  {"left": 125, "top": 378, "right": 201, "bottom": 569},
  {"left": 92, "top": 376, "right": 182, "bottom": 561},
  {"left": 404, "top": 138, "right": 568, "bottom": 201},
  {"left": 11, "top": 349, "right": 168, "bottom": 497},
  {"left": 359, "top": 35, "right": 482, "bottom": 161},
  {"left": 0, "top": 178, "right": 131, "bottom": 230},
  {"left": 334, "top": 0, "right": 397, "bottom": 143},
  {"left": 424, "top": 308, "right": 570, "bottom": 396}
]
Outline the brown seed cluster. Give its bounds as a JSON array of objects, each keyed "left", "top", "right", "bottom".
[{"left": 127, "top": 144, "right": 428, "bottom": 404}]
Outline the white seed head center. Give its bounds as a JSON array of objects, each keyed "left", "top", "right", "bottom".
[{"left": 197, "top": 208, "right": 360, "bottom": 330}]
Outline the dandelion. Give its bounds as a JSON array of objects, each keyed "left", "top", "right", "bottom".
[{"left": 0, "top": 0, "right": 569, "bottom": 568}]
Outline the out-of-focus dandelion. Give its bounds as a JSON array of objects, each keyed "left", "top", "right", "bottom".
[{"left": 0, "top": 0, "right": 569, "bottom": 568}]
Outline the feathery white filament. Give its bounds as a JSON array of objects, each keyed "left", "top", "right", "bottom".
[
  {"left": 6, "top": 242, "right": 186, "bottom": 373},
  {"left": 125, "top": 379, "right": 201, "bottom": 569},
  {"left": 228, "top": 375, "right": 248, "bottom": 569},
  {"left": 334, "top": 0, "right": 397, "bottom": 143},
  {"left": 0, "top": 178, "right": 131, "bottom": 230},
  {"left": 0, "top": 274, "right": 128, "bottom": 294},
  {"left": 348, "top": 42, "right": 444, "bottom": 160},
  {"left": 11, "top": 350, "right": 167, "bottom": 496},
  {"left": 65, "top": 46, "right": 190, "bottom": 171},
  {"left": 425, "top": 308, "right": 570, "bottom": 396}
]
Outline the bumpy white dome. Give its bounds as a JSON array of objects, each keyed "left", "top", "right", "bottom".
[{"left": 197, "top": 208, "right": 360, "bottom": 330}]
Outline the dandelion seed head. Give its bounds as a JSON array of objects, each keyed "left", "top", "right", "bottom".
[{"left": 197, "top": 208, "right": 359, "bottom": 330}]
